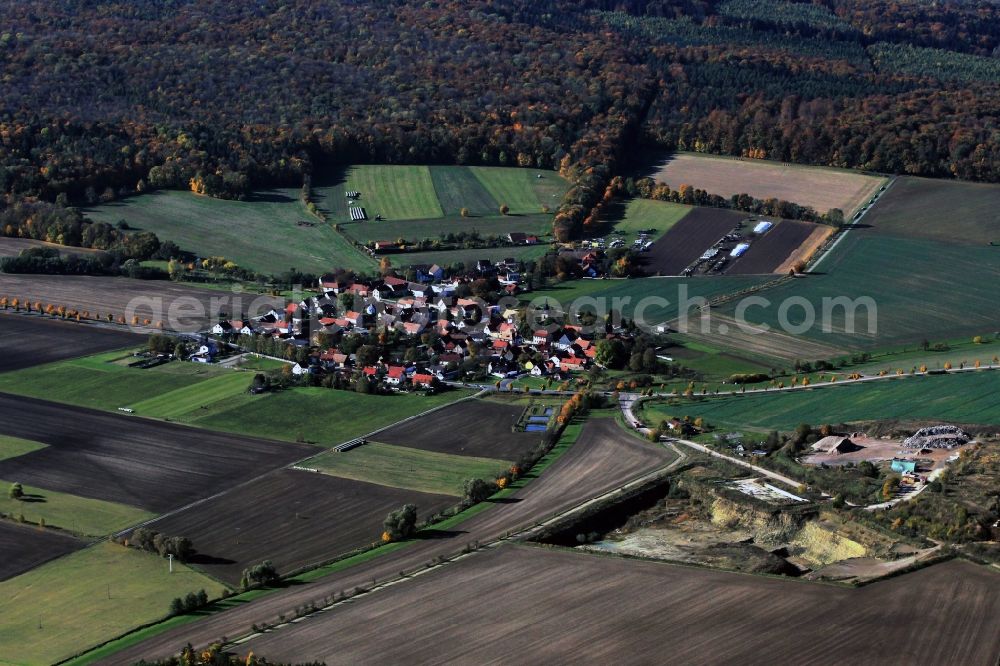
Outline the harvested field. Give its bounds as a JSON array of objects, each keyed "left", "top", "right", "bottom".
[
  {"left": 237, "top": 546, "right": 1000, "bottom": 665},
  {"left": 650, "top": 153, "right": 885, "bottom": 216},
  {"left": 0, "top": 237, "right": 105, "bottom": 258},
  {"left": 862, "top": 176, "right": 1000, "bottom": 245},
  {"left": 0, "top": 519, "right": 84, "bottom": 582},
  {"left": 728, "top": 220, "right": 827, "bottom": 275},
  {"left": 677, "top": 313, "right": 847, "bottom": 362},
  {"left": 642, "top": 207, "right": 743, "bottom": 275},
  {"left": 0, "top": 274, "right": 274, "bottom": 333},
  {"left": 718, "top": 233, "right": 1000, "bottom": 350},
  {"left": 149, "top": 469, "right": 455, "bottom": 586},
  {"left": 0, "top": 393, "right": 319, "bottom": 513},
  {"left": 376, "top": 398, "right": 546, "bottom": 460},
  {"left": 774, "top": 223, "right": 835, "bottom": 274},
  {"left": 99, "top": 419, "right": 677, "bottom": 664},
  {"left": 0, "top": 314, "right": 142, "bottom": 372}
]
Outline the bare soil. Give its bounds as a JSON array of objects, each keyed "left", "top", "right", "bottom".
[
  {"left": 238, "top": 545, "right": 1000, "bottom": 666},
  {"left": 728, "top": 220, "right": 825, "bottom": 275},
  {"left": 376, "top": 398, "right": 544, "bottom": 461},
  {"left": 0, "top": 274, "right": 282, "bottom": 332},
  {"left": 149, "top": 469, "right": 456, "bottom": 585},
  {"left": 0, "top": 313, "right": 143, "bottom": 372},
  {"left": 100, "top": 418, "right": 676, "bottom": 663},
  {"left": 0, "top": 393, "right": 319, "bottom": 513},
  {"left": 0, "top": 519, "right": 84, "bottom": 582},
  {"left": 641, "top": 207, "right": 743, "bottom": 275},
  {"left": 0, "top": 237, "right": 106, "bottom": 258}
]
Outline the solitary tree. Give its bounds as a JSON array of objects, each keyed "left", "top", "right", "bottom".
[
  {"left": 8, "top": 482, "right": 23, "bottom": 500},
  {"left": 499, "top": 204, "right": 510, "bottom": 216},
  {"left": 383, "top": 504, "right": 418, "bottom": 541},
  {"left": 463, "top": 478, "right": 494, "bottom": 506}
]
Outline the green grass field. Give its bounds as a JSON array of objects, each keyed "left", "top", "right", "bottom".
[
  {"left": 182, "top": 387, "right": 476, "bottom": 447},
  {"left": 306, "top": 442, "right": 509, "bottom": 496},
  {"left": 430, "top": 166, "right": 499, "bottom": 216},
  {"left": 604, "top": 198, "right": 692, "bottom": 240},
  {"left": 0, "top": 352, "right": 221, "bottom": 412},
  {"left": 314, "top": 165, "right": 443, "bottom": 221},
  {"left": 395, "top": 243, "right": 551, "bottom": 269},
  {"left": 0, "top": 542, "right": 228, "bottom": 666},
  {"left": 641, "top": 370, "right": 1000, "bottom": 431},
  {"left": 342, "top": 213, "right": 552, "bottom": 245},
  {"left": 129, "top": 372, "right": 252, "bottom": 419},
  {"left": 469, "top": 167, "right": 565, "bottom": 215},
  {"left": 85, "top": 189, "right": 374, "bottom": 275},
  {"left": 0, "top": 435, "right": 46, "bottom": 462},
  {"left": 1, "top": 482, "right": 153, "bottom": 537},
  {"left": 721, "top": 233, "right": 1000, "bottom": 351}
]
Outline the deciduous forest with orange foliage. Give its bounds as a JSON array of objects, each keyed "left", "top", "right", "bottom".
[{"left": 1, "top": 0, "right": 998, "bottom": 245}]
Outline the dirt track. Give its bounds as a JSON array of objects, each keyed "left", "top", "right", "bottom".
[
  {"left": 0, "top": 314, "right": 143, "bottom": 372},
  {"left": 239, "top": 545, "right": 1000, "bottom": 666},
  {"left": 99, "top": 418, "right": 674, "bottom": 664}
]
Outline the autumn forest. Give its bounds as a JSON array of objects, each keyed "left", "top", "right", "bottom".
[{"left": 1, "top": 0, "right": 999, "bottom": 246}]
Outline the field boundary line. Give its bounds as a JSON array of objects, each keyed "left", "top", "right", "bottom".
[
  {"left": 222, "top": 434, "right": 686, "bottom": 650},
  {"left": 109, "top": 390, "right": 483, "bottom": 541},
  {"left": 810, "top": 176, "right": 896, "bottom": 273}
]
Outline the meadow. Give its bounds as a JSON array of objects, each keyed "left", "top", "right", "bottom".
[
  {"left": 0, "top": 350, "right": 224, "bottom": 412},
  {"left": 342, "top": 213, "right": 552, "bottom": 245},
  {"left": 1, "top": 481, "right": 154, "bottom": 537},
  {"left": 0, "top": 542, "right": 227, "bottom": 666},
  {"left": 641, "top": 370, "right": 1000, "bottom": 431},
  {"left": 306, "top": 442, "right": 510, "bottom": 496},
  {"left": 85, "top": 189, "right": 374, "bottom": 275},
  {"left": 0, "top": 434, "right": 46, "bottom": 461},
  {"left": 603, "top": 198, "right": 692, "bottom": 240},
  {"left": 184, "top": 386, "right": 477, "bottom": 447}
]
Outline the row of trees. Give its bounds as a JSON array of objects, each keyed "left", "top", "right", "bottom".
[{"left": 125, "top": 527, "right": 194, "bottom": 562}]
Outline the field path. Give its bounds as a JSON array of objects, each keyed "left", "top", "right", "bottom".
[
  {"left": 97, "top": 418, "right": 675, "bottom": 664},
  {"left": 619, "top": 392, "right": 802, "bottom": 489}
]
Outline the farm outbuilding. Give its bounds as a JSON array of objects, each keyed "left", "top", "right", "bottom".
[{"left": 729, "top": 243, "right": 750, "bottom": 258}]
